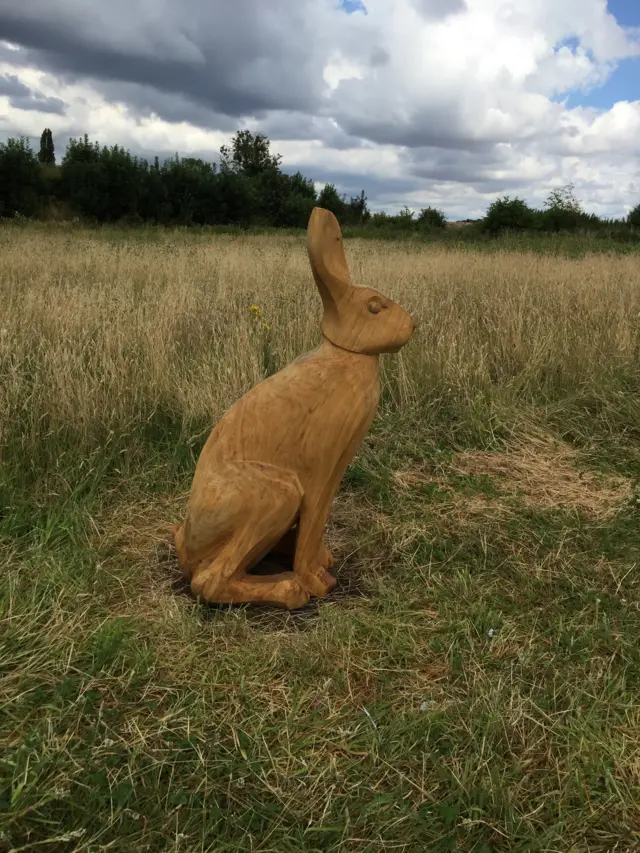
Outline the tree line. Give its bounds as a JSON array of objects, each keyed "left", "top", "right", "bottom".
[
  {"left": 0, "top": 127, "right": 638, "bottom": 236},
  {"left": 0, "top": 128, "right": 421, "bottom": 229}
]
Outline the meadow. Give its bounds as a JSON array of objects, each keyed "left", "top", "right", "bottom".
[{"left": 1, "top": 222, "right": 639, "bottom": 852}]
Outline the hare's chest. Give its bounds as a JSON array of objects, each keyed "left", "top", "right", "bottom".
[{"left": 300, "top": 372, "right": 379, "bottom": 462}]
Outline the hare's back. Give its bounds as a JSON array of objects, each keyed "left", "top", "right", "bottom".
[{"left": 201, "top": 345, "right": 379, "bottom": 471}]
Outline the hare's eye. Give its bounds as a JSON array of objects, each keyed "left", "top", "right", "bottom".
[{"left": 367, "top": 299, "right": 384, "bottom": 315}]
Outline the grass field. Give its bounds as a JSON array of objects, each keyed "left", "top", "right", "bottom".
[{"left": 1, "top": 223, "right": 640, "bottom": 852}]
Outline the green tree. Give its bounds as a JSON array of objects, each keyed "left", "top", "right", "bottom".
[
  {"left": 61, "top": 136, "right": 149, "bottom": 223},
  {"left": 541, "top": 183, "right": 585, "bottom": 232},
  {"left": 160, "top": 155, "right": 221, "bottom": 225},
  {"left": 627, "top": 203, "right": 640, "bottom": 228},
  {"left": 347, "top": 190, "right": 370, "bottom": 224},
  {"left": 219, "top": 130, "right": 282, "bottom": 177},
  {"left": 288, "top": 171, "right": 317, "bottom": 200},
  {"left": 216, "top": 168, "right": 260, "bottom": 226},
  {"left": 38, "top": 127, "right": 55, "bottom": 165},
  {"left": 265, "top": 171, "right": 317, "bottom": 228},
  {"left": 61, "top": 135, "right": 109, "bottom": 221},
  {"left": 0, "top": 137, "right": 46, "bottom": 217},
  {"left": 275, "top": 191, "right": 317, "bottom": 228},
  {"left": 484, "top": 196, "right": 536, "bottom": 235},
  {"left": 317, "top": 183, "right": 347, "bottom": 221},
  {"left": 544, "top": 183, "right": 582, "bottom": 214}
]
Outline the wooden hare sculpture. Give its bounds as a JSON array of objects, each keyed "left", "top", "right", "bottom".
[{"left": 172, "top": 207, "right": 415, "bottom": 609}]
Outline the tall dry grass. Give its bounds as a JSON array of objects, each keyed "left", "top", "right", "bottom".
[{"left": 1, "top": 226, "right": 639, "bottom": 470}]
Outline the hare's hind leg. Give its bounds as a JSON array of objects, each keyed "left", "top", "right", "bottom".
[{"left": 184, "top": 462, "right": 309, "bottom": 609}]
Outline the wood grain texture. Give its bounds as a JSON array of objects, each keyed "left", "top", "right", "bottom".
[{"left": 172, "top": 207, "right": 416, "bottom": 609}]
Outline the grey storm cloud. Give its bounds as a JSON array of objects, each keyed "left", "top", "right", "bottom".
[
  {"left": 0, "top": 0, "right": 333, "bottom": 120},
  {"left": 96, "top": 80, "right": 240, "bottom": 133},
  {"left": 0, "top": 72, "right": 66, "bottom": 114},
  {"left": 407, "top": 145, "right": 507, "bottom": 181},
  {"left": 0, "top": 0, "right": 443, "bottom": 148},
  {"left": 0, "top": 73, "right": 31, "bottom": 98},
  {"left": 0, "top": 0, "right": 558, "bottom": 155},
  {"left": 10, "top": 94, "right": 66, "bottom": 114},
  {"left": 332, "top": 93, "right": 497, "bottom": 152},
  {"left": 252, "top": 113, "right": 369, "bottom": 151}
]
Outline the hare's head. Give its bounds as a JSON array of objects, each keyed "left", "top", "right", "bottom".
[{"left": 307, "top": 207, "right": 416, "bottom": 355}]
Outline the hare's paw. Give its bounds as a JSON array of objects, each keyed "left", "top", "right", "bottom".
[
  {"left": 190, "top": 565, "right": 223, "bottom": 602},
  {"left": 301, "top": 564, "right": 337, "bottom": 598},
  {"left": 278, "top": 577, "right": 312, "bottom": 610},
  {"left": 298, "top": 542, "right": 336, "bottom": 597}
]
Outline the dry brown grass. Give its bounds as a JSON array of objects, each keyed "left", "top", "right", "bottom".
[
  {"left": 451, "top": 434, "right": 633, "bottom": 520},
  {"left": 393, "top": 428, "right": 633, "bottom": 524},
  {"left": 1, "top": 226, "right": 639, "bottom": 455}
]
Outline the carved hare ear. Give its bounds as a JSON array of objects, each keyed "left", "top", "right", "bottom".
[{"left": 307, "top": 207, "right": 354, "bottom": 312}]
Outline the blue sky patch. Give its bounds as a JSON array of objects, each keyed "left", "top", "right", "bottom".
[
  {"left": 340, "top": 0, "right": 367, "bottom": 14},
  {"left": 564, "top": 57, "right": 639, "bottom": 109},
  {"left": 555, "top": 1, "right": 639, "bottom": 109},
  {"left": 607, "top": 0, "right": 639, "bottom": 28}
]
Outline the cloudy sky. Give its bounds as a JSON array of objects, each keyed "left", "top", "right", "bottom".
[{"left": 0, "top": 0, "right": 639, "bottom": 220}]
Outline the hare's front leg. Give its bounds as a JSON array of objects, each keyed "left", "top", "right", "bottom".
[{"left": 293, "top": 495, "right": 338, "bottom": 599}]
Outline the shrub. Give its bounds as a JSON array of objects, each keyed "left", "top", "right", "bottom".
[
  {"left": 417, "top": 206, "right": 446, "bottom": 229},
  {"left": 483, "top": 196, "right": 536, "bottom": 235}
]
